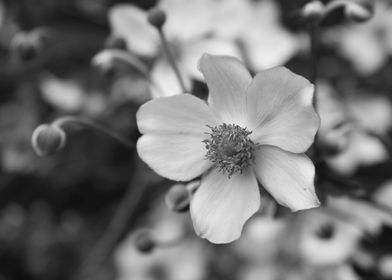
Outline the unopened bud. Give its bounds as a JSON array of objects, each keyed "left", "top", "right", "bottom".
[
  {"left": 133, "top": 229, "right": 155, "bottom": 253},
  {"left": 31, "top": 124, "right": 66, "bottom": 156},
  {"left": 147, "top": 8, "right": 166, "bottom": 29},
  {"left": 165, "top": 184, "right": 191, "bottom": 212},
  {"left": 302, "top": 1, "right": 325, "bottom": 21},
  {"left": 92, "top": 50, "right": 117, "bottom": 77},
  {"left": 345, "top": 2, "right": 373, "bottom": 22},
  {"left": 104, "top": 35, "right": 127, "bottom": 50}
]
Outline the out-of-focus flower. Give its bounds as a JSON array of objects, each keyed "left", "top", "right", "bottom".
[
  {"left": 224, "top": 0, "right": 300, "bottom": 71},
  {"left": 109, "top": 0, "right": 241, "bottom": 97},
  {"left": 109, "top": 0, "right": 300, "bottom": 98},
  {"left": 372, "top": 180, "right": 392, "bottom": 210},
  {"left": 39, "top": 74, "right": 106, "bottom": 115},
  {"left": 326, "top": 0, "right": 392, "bottom": 75},
  {"left": 10, "top": 29, "right": 49, "bottom": 61},
  {"left": 297, "top": 207, "right": 362, "bottom": 266},
  {"left": 136, "top": 54, "right": 320, "bottom": 243},
  {"left": 316, "top": 82, "right": 352, "bottom": 155},
  {"left": 233, "top": 216, "right": 285, "bottom": 263},
  {"left": 114, "top": 202, "right": 207, "bottom": 280},
  {"left": 325, "top": 93, "right": 391, "bottom": 175},
  {"left": 328, "top": 196, "right": 392, "bottom": 235}
]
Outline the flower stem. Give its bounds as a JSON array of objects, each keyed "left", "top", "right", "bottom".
[
  {"left": 73, "top": 158, "right": 151, "bottom": 280},
  {"left": 94, "top": 50, "right": 166, "bottom": 97},
  {"left": 310, "top": 21, "right": 320, "bottom": 110},
  {"left": 157, "top": 28, "right": 188, "bottom": 93},
  {"left": 52, "top": 116, "right": 135, "bottom": 150}
]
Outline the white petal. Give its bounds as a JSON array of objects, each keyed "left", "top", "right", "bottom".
[
  {"left": 198, "top": 54, "right": 252, "bottom": 126},
  {"left": 137, "top": 133, "right": 211, "bottom": 181},
  {"left": 181, "top": 39, "right": 242, "bottom": 81},
  {"left": 159, "top": 0, "right": 214, "bottom": 41},
  {"left": 109, "top": 4, "right": 159, "bottom": 56},
  {"left": 150, "top": 59, "right": 192, "bottom": 98},
  {"left": 239, "top": 0, "right": 299, "bottom": 70},
  {"left": 242, "top": 27, "right": 299, "bottom": 71},
  {"left": 137, "top": 94, "right": 219, "bottom": 134},
  {"left": 190, "top": 168, "right": 260, "bottom": 244},
  {"left": 136, "top": 94, "right": 219, "bottom": 181},
  {"left": 254, "top": 146, "right": 320, "bottom": 211},
  {"left": 246, "top": 67, "right": 319, "bottom": 153}
]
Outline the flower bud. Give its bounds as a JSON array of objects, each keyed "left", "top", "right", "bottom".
[
  {"left": 133, "top": 229, "right": 155, "bottom": 253},
  {"left": 147, "top": 8, "right": 166, "bottom": 29},
  {"left": 165, "top": 184, "right": 191, "bottom": 212},
  {"left": 92, "top": 50, "right": 118, "bottom": 78},
  {"left": 302, "top": 1, "right": 325, "bottom": 21},
  {"left": 345, "top": 2, "right": 373, "bottom": 22},
  {"left": 31, "top": 124, "right": 66, "bottom": 156}
]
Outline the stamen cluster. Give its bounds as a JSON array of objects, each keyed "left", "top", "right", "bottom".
[{"left": 203, "top": 123, "right": 259, "bottom": 177}]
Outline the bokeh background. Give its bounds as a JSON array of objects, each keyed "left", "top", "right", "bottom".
[{"left": 1, "top": 0, "right": 392, "bottom": 279}]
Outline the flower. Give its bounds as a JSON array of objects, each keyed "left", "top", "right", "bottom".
[
  {"left": 108, "top": 0, "right": 299, "bottom": 98},
  {"left": 326, "top": 0, "right": 392, "bottom": 75},
  {"left": 136, "top": 54, "right": 320, "bottom": 243},
  {"left": 109, "top": 0, "right": 241, "bottom": 98},
  {"left": 321, "top": 92, "right": 392, "bottom": 175}
]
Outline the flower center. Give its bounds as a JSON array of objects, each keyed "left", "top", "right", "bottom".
[{"left": 203, "top": 123, "right": 259, "bottom": 177}]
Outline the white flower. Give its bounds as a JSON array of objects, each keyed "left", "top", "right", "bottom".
[{"left": 136, "top": 54, "right": 320, "bottom": 243}]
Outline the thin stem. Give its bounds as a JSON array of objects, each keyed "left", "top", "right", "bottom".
[
  {"left": 157, "top": 28, "right": 188, "bottom": 93},
  {"left": 74, "top": 159, "right": 150, "bottom": 280},
  {"left": 52, "top": 116, "right": 134, "bottom": 150},
  {"left": 94, "top": 50, "right": 166, "bottom": 97}
]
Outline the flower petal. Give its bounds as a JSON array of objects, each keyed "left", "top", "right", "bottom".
[
  {"left": 137, "top": 134, "right": 211, "bottom": 181},
  {"left": 159, "top": 0, "right": 214, "bottom": 41},
  {"left": 109, "top": 4, "right": 159, "bottom": 57},
  {"left": 181, "top": 39, "right": 242, "bottom": 81},
  {"left": 198, "top": 54, "right": 252, "bottom": 126},
  {"left": 150, "top": 59, "right": 192, "bottom": 98},
  {"left": 190, "top": 168, "right": 260, "bottom": 243},
  {"left": 137, "top": 94, "right": 219, "bottom": 135},
  {"left": 254, "top": 146, "right": 320, "bottom": 211},
  {"left": 238, "top": 0, "right": 299, "bottom": 70},
  {"left": 246, "top": 67, "right": 319, "bottom": 153}
]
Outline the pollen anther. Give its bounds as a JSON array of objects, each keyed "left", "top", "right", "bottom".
[{"left": 203, "top": 123, "right": 259, "bottom": 177}]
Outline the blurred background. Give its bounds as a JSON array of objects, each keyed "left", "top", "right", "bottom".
[{"left": 1, "top": 0, "right": 392, "bottom": 279}]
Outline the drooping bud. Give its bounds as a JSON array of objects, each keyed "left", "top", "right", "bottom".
[
  {"left": 133, "top": 229, "right": 155, "bottom": 253},
  {"left": 301, "top": 0, "right": 325, "bottom": 22},
  {"left": 147, "top": 8, "right": 166, "bottom": 29},
  {"left": 165, "top": 184, "right": 191, "bottom": 212},
  {"left": 31, "top": 124, "right": 66, "bottom": 156},
  {"left": 92, "top": 50, "right": 117, "bottom": 77}
]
